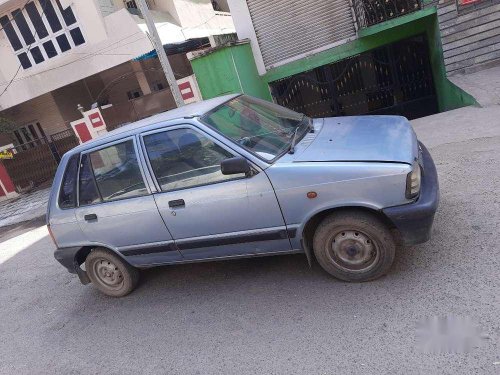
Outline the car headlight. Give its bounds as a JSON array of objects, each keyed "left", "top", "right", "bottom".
[{"left": 406, "top": 163, "right": 421, "bottom": 199}]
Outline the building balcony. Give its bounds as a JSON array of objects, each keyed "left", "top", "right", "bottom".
[{"left": 353, "top": 0, "right": 423, "bottom": 29}]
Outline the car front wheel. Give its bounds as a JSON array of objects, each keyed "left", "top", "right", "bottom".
[
  {"left": 85, "top": 248, "right": 139, "bottom": 297},
  {"left": 313, "top": 211, "right": 396, "bottom": 282}
]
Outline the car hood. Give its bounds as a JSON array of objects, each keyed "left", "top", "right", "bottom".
[{"left": 291, "top": 116, "right": 418, "bottom": 164}]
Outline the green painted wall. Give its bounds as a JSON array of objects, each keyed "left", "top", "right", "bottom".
[
  {"left": 426, "top": 12, "right": 477, "bottom": 110},
  {"left": 190, "top": 43, "right": 272, "bottom": 101},
  {"left": 191, "top": 8, "right": 476, "bottom": 112}
]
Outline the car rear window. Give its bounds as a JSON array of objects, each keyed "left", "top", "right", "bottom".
[{"left": 58, "top": 154, "right": 79, "bottom": 209}]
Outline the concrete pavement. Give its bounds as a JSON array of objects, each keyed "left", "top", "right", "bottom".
[
  {"left": 449, "top": 64, "right": 500, "bottom": 107},
  {"left": 411, "top": 104, "right": 500, "bottom": 148},
  {"left": 0, "top": 187, "right": 50, "bottom": 228},
  {"left": 0, "top": 105, "right": 499, "bottom": 374}
]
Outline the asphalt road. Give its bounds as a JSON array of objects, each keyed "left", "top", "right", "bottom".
[{"left": 0, "top": 107, "right": 499, "bottom": 374}]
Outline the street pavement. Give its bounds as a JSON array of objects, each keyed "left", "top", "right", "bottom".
[
  {"left": 449, "top": 64, "right": 500, "bottom": 107},
  {"left": 0, "top": 187, "right": 50, "bottom": 228},
  {"left": 0, "top": 105, "right": 499, "bottom": 374}
]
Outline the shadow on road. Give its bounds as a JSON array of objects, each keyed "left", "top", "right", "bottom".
[
  {"left": 0, "top": 215, "right": 46, "bottom": 241},
  {"left": 1, "top": 137, "right": 499, "bottom": 373}
]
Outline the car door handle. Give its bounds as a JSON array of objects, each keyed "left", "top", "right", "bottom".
[
  {"left": 84, "top": 213, "right": 97, "bottom": 221},
  {"left": 168, "top": 199, "right": 185, "bottom": 208}
]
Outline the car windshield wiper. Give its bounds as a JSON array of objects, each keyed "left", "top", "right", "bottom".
[
  {"left": 288, "top": 125, "right": 300, "bottom": 154},
  {"left": 300, "top": 114, "right": 314, "bottom": 133},
  {"left": 307, "top": 116, "right": 314, "bottom": 133},
  {"left": 288, "top": 114, "right": 313, "bottom": 154}
]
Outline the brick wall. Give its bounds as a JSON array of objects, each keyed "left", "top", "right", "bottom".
[{"left": 438, "top": 0, "right": 500, "bottom": 75}]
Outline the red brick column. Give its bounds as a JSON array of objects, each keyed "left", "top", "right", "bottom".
[{"left": 0, "top": 161, "right": 17, "bottom": 198}]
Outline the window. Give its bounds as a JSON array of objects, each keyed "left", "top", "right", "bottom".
[
  {"left": 59, "top": 154, "right": 79, "bottom": 209},
  {"left": 13, "top": 131, "right": 24, "bottom": 146},
  {"left": 0, "top": 15, "right": 22, "bottom": 51},
  {"left": 211, "top": 0, "right": 222, "bottom": 11},
  {"left": 56, "top": 33, "right": 70, "bottom": 52},
  {"left": 12, "top": 123, "right": 45, "bottom": 148},
  {"left": 27, "top": 124, "right": 39, "bottom": 140},
  {"left": 41, "top": 0, "right": 62, "bottom": 32},
  {"left": 55, "top": 0, "right": 76, "bottom": 26},
  {"left": 43, "top": 40, "right": 57, "bottom": 57},
  {"left": 36, "top": 122, "right": 46, "bottom": 137},
  {"left": 0, "top": 0, "right": 85, "bottom": 69},
  {"left": 201, "top": 95, "right": 310, "bottom": 161},
  {"left": 30, "top": 46, "right": 44, "bottom": 64},
  {"left": 26, "top": 2, "right": 49, "bottom": 39},
  {"left": 127, "top": 88, "right": 143, "bottom": 100},
  {"left": 124, "top": 0, "right": 138, "bottom": 9},
  {"left": 144, "top": 128, "right": 245, "bottom": 192},
  {"left": 21, "top": 128, "right": 33, "bottom": 144},
  {"left": 17, "top": 53, "right": 32, "bottom": 69},
  {"left": 152, "top": 81, "right": 165, "bottom": 92},
  {"left": 12, "top": 8, "right": 35, "bottom": 44},
  {"left": 69, "top": 27, "right": 84, "bottom": 46},
  {"left": 79, "top": 140, "right": 147, "bottom": 205}
]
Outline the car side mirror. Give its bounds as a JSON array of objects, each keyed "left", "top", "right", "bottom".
[{"left": 221, "top": 156, "right": 251, "bottom": 176}]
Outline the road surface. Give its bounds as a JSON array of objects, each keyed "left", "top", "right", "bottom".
[{"left": 0, "top": 105, "right": 499, "bottom": 374}]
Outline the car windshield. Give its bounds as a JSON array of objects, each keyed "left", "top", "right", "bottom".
[{"left": 201, "top": 95, "right": 311, "bottom": 161}]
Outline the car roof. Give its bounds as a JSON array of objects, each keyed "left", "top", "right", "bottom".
[{"left": 69, "top": 93, "right": 240, "bottom": 154}]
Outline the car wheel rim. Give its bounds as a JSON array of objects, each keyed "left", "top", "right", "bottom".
[
  {"left": 93, "top": 258, "right": 124, "bottom": 290},
  {"left": 328, "top": 230, "right": 379, "bottom": 272}
]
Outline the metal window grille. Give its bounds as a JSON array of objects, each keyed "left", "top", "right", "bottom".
[{"left": 353, "top": 0, "right": 423, "bottom": 29}]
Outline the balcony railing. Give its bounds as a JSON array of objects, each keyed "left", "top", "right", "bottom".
[
  {"left": 124, "top": 0, "right": 154, "bottom": 16},
  {"left": 353, "top": 0, "right": 423, "bottom": 29}
]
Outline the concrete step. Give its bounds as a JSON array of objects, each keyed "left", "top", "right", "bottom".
[
  {"left": 448, "top": 64, "right": 500, "bottom": 107},
  {"left": 411, "top": 104, "right": 500, "bottom": 149}
]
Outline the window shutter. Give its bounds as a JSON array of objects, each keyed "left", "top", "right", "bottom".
[{"left": 246, "top": 0, "right": 356, "bottom": 69}]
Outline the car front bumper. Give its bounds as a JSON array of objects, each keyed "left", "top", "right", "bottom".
[{"left": 383, "top": 142, "right": 440, "bottom": 245}]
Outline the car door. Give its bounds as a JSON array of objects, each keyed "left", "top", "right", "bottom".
[
  {"left": 75, "top": 137, "right": 182, "bottom": 262},
  {"left": 140, "top": 125, "right": 292, "bottom": 260}
]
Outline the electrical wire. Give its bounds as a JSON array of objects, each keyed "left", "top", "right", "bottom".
[
  {"left": 157, "top": 13, "right": 217, "bottom": 31},
  {"left": 94, "top": 67, "right": 184, "bottom": 103},
  {"left": 0, "top": 31, "right": 146, "bottom": 89},
  {"left": 0, "top": 65, "right": 22, "bottom": 98},
  {"left": 0, "top": 5, "right": 222, "bottom": 95}
]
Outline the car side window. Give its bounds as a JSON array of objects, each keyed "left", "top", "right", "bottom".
[
  {"left": 143, "top": 128, "right": 246, "bottom": 192},
  {"left": 89, "top": 140, "right": 147, "bottom": 202},
  {"left": 78, "top": 153, "right": 101, "bottom": 206},
  {"left": 58, "top": 154, "right": 79, "bottom": 209}
]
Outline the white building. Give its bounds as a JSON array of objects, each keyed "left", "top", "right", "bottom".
[{"left": 0, "top": 0, "right": 234, "bottom": 146}]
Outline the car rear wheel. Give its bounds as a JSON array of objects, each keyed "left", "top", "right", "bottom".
[
  {"left": 313, "top": 211, "right": 396, "bottom": 282},
  {"left": 85, "top": 248, "right": 139, "bottom": 297}
]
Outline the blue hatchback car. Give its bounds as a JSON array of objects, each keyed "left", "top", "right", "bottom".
[{"left": 48, "top": 94, "right": 439, "bottom": 297}]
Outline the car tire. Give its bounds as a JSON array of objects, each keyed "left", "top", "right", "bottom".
[
  {"left": 85, "top": 247, "right": 139, "bottom": 297},
  {"left": 313, "top": 211, "right": 396, "bottom": 282}
]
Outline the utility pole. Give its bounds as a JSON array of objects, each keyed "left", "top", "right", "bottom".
[{"left": 136, "top": 0, "right": 184, "bottom": 107}]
